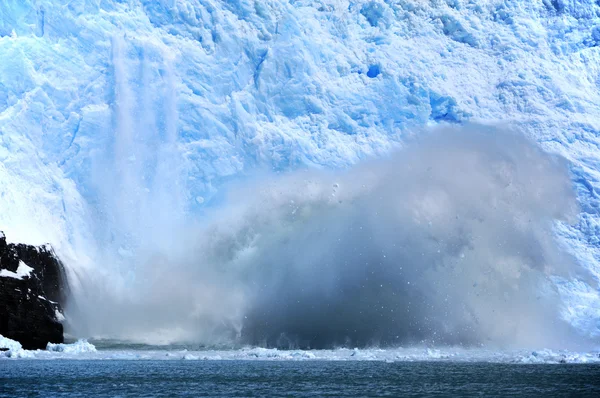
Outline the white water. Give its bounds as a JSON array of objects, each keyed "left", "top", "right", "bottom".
[{"left": 2, "top": 333, "right": 599, "bottom": 364}]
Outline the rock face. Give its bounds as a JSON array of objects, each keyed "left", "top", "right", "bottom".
[{"left": 0, "top": 231, "right": 67, "bottom": 349}]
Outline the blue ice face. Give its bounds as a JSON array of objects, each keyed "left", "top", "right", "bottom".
[{"left": 366, "top": 64, "right": 380, "bottom": 78}]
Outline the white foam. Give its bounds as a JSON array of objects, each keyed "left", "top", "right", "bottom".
[
  {"left": 2, "top": 344, "right": 599, "bottom": 363},
  {"left": 2, "top": 330, "right": 599, "bottom": 363}
]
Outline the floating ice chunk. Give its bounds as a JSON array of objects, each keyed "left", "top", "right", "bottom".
[
  {"left": 0, "top": 261, "right": 33, "bottom": 279},
  {"left": 514, "top": 349, "right": 592, "bottom": 364},
  {"left": 4, "top": 349, "right": 35, "bottom": 359},
  {"left": 0, "top": 334, "right": 35, "bottom": 358},
  {"left": 426, "top": 348, "right": 451, "bottom": 359},
  {"left": 242, "top": 347, "right": 281, "bottom": 358},
  {"left": 46, "top": 340, "right": 96, "bottom": 353},
  {"left": 235, "top": 347, "right": 315, "bottom": 360},
  {"left": 0, "top": 334, "right": 23, "bottom": 351},
  {"left": 290, "top": 351, "right": 316, "bottom": 359}
]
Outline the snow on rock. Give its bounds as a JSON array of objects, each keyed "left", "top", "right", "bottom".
[
  {"left": 54, "top": 309, "right": 65, "bottom": 322},
  {"left": 0, "top": 232, "right": 67, "bottom": 350},
  {"left": 0, "top": 261, "right": 33, "bottom": 280}
]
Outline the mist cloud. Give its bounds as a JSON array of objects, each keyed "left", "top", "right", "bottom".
[{"left": 68, "top": 124, "right": 589, "bottom": 349}]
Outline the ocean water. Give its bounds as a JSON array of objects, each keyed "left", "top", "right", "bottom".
[{"left": 1, "top": 360, "right": 599, "bottom": 397}]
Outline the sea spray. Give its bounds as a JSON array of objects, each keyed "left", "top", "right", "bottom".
[{"left": 70, "top": 121, "right": 592, "bottom": 349}]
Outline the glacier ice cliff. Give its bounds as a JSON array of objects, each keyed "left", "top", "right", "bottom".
[{"left": 1, "top": 0, "right": 600, "bottom": 346}]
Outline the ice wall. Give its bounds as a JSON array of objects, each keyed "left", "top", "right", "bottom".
[{"left": 1, "top": 0, "right": 599, "bottom": 341}]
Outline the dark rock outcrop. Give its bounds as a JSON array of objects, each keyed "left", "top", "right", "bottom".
[{"left": 0, "top": 231, "right": 68, "bottom": 349}]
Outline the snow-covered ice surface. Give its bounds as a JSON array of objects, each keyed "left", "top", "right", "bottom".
[{"left": 1, "top": 1, "right": 600, "bottom": 345}]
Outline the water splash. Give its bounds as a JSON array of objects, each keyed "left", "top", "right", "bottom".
[{"left": 69, "top": 116, "right": 595, "bottom": 349}]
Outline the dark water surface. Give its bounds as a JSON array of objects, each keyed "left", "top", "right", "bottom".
[{"left": 1, "top": 360, "right": 599, "bottom": 397}]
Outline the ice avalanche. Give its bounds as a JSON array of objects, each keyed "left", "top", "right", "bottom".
[{"left": 0, "top": 0, "right": 599, "bottom": 348}]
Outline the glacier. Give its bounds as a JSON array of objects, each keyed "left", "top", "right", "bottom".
[{"left": 1, "top": 0, "right": 600, "bottom": 347}]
